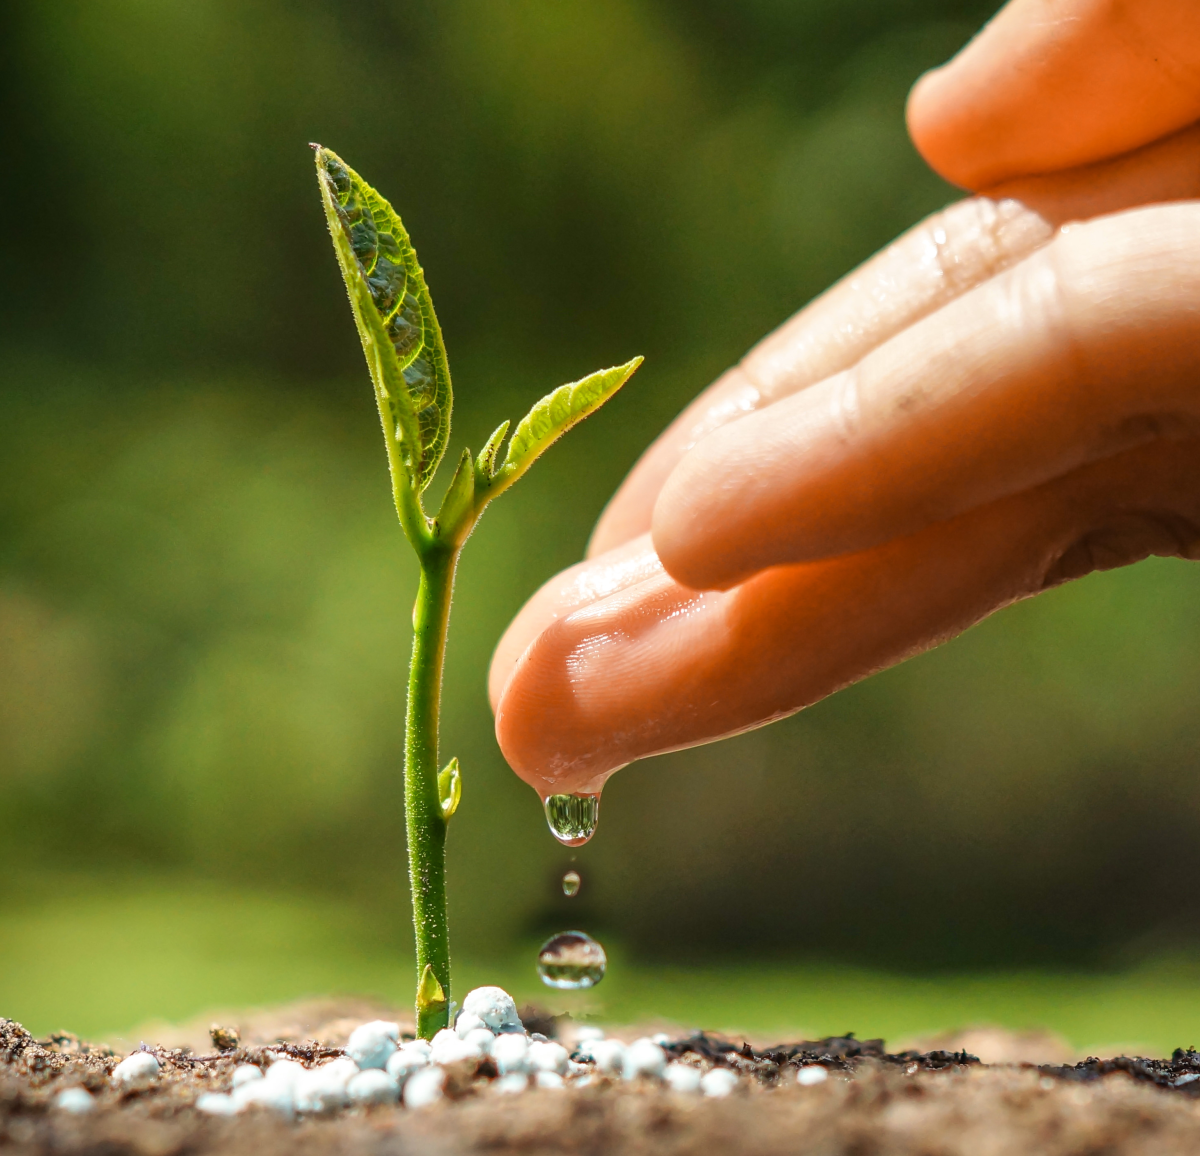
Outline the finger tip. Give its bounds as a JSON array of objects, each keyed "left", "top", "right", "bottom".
[
  {"left": 651, "top": 458, "right": 750, "bottom": 592},
  {"left": 492, "top": 605, "right": 652, "bottom": 797},
  {"left": 492, "top": 623, "right": 607, "bottom": 796},
  {"left": 905, "top": 66, "right": 980, "bottom": 189},
  {"left": 650, "top": 452, "right": 714, "bottom": 584}
]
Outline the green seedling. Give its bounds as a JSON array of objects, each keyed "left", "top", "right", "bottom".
[{"left": 313, "top": 146, "right": 642, "bottom": 1038}]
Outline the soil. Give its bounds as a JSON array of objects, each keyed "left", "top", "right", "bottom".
[{"left": 6, "top": 1004, "right": 1200, "bottom": 1156}]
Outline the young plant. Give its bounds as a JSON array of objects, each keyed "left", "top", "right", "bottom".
[{"left": 313, "top": 146, "right": 641, "bottom": 1038}]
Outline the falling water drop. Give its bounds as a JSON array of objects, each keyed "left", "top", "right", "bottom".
[
  {"left": 561, "top": 870, "right": 581, "bottom": 897},
  {"left": 543, "top": 793, "right": 600, "bottom": 846},
  {"left": 537, "top": 931, "right": 606, "bottom": 989}
]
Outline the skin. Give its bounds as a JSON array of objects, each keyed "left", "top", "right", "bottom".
[{"left": 490, "top": 0, "right": 1200, "bottom": 796}]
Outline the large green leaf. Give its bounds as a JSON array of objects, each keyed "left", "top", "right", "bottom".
[
  {"left": 314, "top": 146, "right": 451, "bottom": 492},
  {"left": 495, "top": 357, "right": 642, "bottom": 487}
]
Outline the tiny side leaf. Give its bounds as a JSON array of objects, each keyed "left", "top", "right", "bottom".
[
  {"left": 497, "top": 357, "right": 642, "bottom": 489},
  {"left": 476, "top": 420, "right": 510, "bottom": 482},
  {"left": 437, "top": 757, "right": 462, "bottom": 821},
  {"left": 435, "top": 450, "right": 475, "bottom": 544},
  {"left": 416, "top": 963, "right": 447, "bottom": 1011}
]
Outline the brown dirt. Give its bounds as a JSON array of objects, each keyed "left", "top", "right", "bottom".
[{"left": 7, "top": 1007, "right": 1200, "bottom": 1155}]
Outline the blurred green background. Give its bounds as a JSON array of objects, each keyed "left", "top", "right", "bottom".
[{"left": 3, "top": 0, "right": 1200, "bottom": 1049}]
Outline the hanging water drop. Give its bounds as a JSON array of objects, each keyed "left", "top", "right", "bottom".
[
  {"left": 543, "top": 793, "right": 600, "bottom": 846},
  {"left": 537, "top": 931, "right": 606, "bottom": 989},
  {"left": 561, "top": 870, "right": 581, "bottom": 897}
]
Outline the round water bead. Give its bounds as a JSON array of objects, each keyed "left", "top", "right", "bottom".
[
  {"left": 543, "top": 794, "right": 600, "bottom": 846},
  {"left": 561, "top": 871, "right": 581, "bottom": 897},
  {"left": 537, "top": 931, "right": 607, "bottom": 989}
]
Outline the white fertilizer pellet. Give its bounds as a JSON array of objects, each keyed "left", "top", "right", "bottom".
[
  {"left": 623, "top": 1038, "right": 667, "bottom": 1081},
  {"left": 233, "top": 1077, "right": 296, "bottom": 1117},
  {"left": 494, "top": 1072, "right": 528, "bottom": 1094},
  {"left": 111, "top": 1051, "right": 160, "bottom": 1087},
  {"left": 265, "top": 1057, "right": 304, "bottom": 1086},
  {"left": 195, "top": 1092, "right": 238, "bottom": 1116},
  {"left": 701, "top": 1068, "right": 739, "bottom": 1098},
  {"left": 230, "top": 1064, "right": 263, "bottom": 1088},
  {"left": 590, "top": 1039, "right": 626, "bottom": 1075},
  {"left": 463, "top": 1027, "right": 495, "bottom": 1055},
  {"left": 294, "top": 1058, "right": 358, "bottom": 1113},
  {"left": 430, "top": 1029, "right": 482, "bottom": 1066},
  {"left": 345, "top": 1020, "right": 400, "bottom": 1070},
  {"left": 53, "top": 1087, "right": 95, "bottom": 1113},
  {"left": 454, "top": 1011, "right": 488, "bottom": 1038},
  {"left": 403, "top": 1065, "right": 445, "bottom": 1108},
  {"left": 664, "top": 1062, "right": 703, "bottom": 1093},
  {"left": 492, "top": 1032, "right": 530, "bottom": 1074},
  {"left": 460, "top": 986, "right": 522, "bottom": 1033},
  {"left": 347, "top": 1068, "right": 400, "bottom": 1105},
  {"left": 387, "top": 1048, "right": 430, "bottom": 1080},
  {"left": 528, "top": 1040, "right": 569, "bottom": 1075}
]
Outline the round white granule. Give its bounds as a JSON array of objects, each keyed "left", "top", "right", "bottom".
[
  {"left": 54, "top": 1087, "right": 95, "bottom": 1113},
  {"left": 590, "top": 1039, "right": 626, "bottom": 1075},
  {"left": 701, "top": 1068, "right": 738, "bottom": 1098},
  {"left": 195, "top": 1092, "right": 238, "bottom": 1116},
  {"left": 528, "top": 1040, "right": 569, "bottom": 1075},
  {"left": 346, "top": 1020, "right": 400, "bottom": 1070},
  {"left": 461, "top": 986, "right": 522, "bottom": 1032},
  {"left": 664, "top": 1062, "right": 702, "bottom": 1093},
  {"left": 623, "top": 1038, "right": 667, "bottom": 1081},
  {"left": 403, "top": 1065, "right": 445, "bottom": 1108},
  {"left": 230, "top": 1064, "right": 263, "bottom": 1088},
  {"left": 111, "top": 1051, "right": 160, "bottom": 1087},
  {"left": 347, "top": 1068, "right": 400, "bottom": 1105}
]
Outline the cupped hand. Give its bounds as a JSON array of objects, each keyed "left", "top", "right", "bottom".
[{"left": 491, "top": 0, "right": 1200, "bottom": 796}]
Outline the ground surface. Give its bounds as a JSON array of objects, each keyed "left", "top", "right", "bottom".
[{"left": 6, "top": 1005, "right": 1200, "bottom": 1155}]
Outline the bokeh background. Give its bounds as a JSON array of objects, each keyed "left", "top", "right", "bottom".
[{"left": 4, "top": 0, "right": 1200, "bottom": 1050}]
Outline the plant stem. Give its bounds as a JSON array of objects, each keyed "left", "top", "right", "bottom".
[{"left": 406, "top": 543, "right": 457, "bottom": 1038}]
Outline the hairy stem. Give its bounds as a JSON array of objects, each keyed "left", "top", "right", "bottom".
[{"left": 406, "top": 544, "right": 457, "bottom": 1038}]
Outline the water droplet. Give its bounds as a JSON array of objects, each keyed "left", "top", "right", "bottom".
[
  {"left": 561, "top": 871, "right": 581, "bottom": 897},
  {"left": 537, "top": 931, "right": 606, "bottom": 990},
  {"left": 543, "top": 793, "right": 600, "bottom": 846}
]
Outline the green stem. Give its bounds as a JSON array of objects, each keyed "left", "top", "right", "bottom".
[{"left": 406, "top": 544, "right": 457, "bottom": 1038}]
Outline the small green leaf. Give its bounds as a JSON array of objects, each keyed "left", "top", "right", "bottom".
[
  {"left": 437, "top": 757, "right": 462, "bottom": 821},
  {"left": 314, "top": 146, "right": 452, "bottom": 493},
  {"left": 416, "top": 963, "right": 447, "bottom": 1012},
  {"left": 436, "top": 450, "right": 475, "bottom": 543},
  {"left": 498, "top": 357, "right": 642, "bottom": 488},
  {"left": 476, "top": 419, "right": 511, "bottom": 482}
]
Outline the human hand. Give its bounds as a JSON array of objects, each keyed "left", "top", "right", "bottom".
[{"left": 490, "top": 0, "right": 1200, "bottom": 797}]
